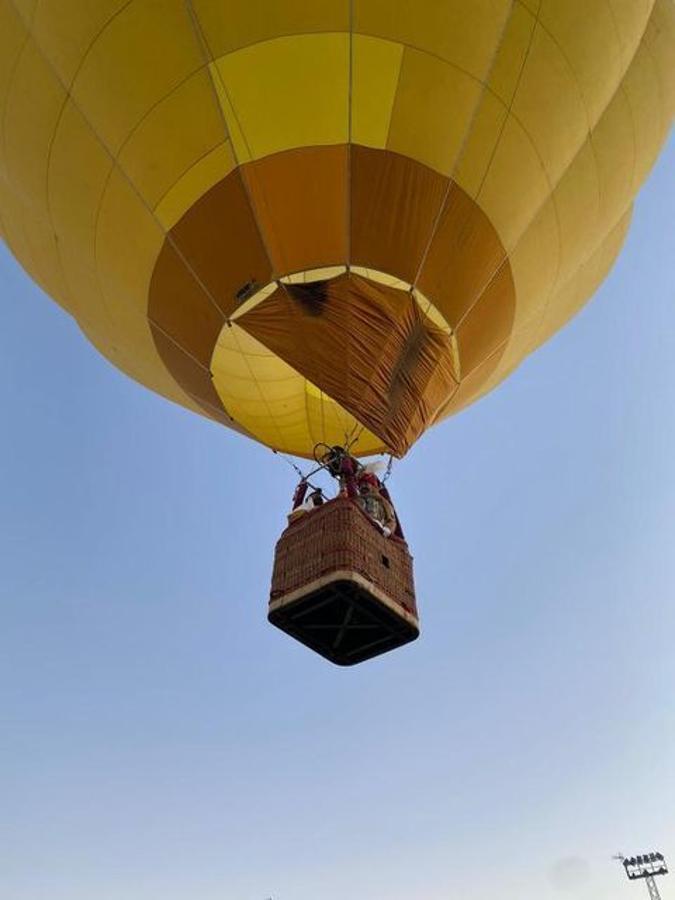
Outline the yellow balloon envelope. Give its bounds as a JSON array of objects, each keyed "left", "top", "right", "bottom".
[{"left": 1, "top": 0, "right": 673, "bottom": 457}]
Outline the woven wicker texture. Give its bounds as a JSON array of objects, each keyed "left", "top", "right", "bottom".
[{"left": 270, "top": 497, "right": 417, "bottom": 615}]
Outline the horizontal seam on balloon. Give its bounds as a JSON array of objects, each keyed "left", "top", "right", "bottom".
[{"left": 201, "top": 16, "right": 536, "bottom": 88}]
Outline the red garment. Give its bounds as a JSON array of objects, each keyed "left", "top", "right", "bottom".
[
  {"left": 340, "top": 455, "right": 359, "bottom": 499},
  {"left": 292, "top": 480, "right": 308, "bottom": 510}
]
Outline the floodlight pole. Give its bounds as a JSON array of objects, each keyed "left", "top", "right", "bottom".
[
  {"left": 644, "top": 875, "right": 663, "bottom": 900},
  {"left": 615, "top": 852, "right": 668, "bottom": 900}
]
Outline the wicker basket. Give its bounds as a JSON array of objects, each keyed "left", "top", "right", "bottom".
[{"left": 269, "top": 497, "right": 419, "bottom": 665}]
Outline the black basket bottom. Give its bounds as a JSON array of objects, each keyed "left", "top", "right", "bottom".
[{"left": 268, "top": 578, "right": 419, "bottom": 666}]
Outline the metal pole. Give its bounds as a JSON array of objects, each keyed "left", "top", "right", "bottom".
[{"left": 645, "top": 875, "right": 663, "bottom": 900}]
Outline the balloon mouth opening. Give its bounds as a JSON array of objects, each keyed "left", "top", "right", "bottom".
[
  {"left": 210, "top": 267, "right": 461, "bottom": 458},
  {"left": 231, "top": 266, "right": 459, "bottom": 350}
]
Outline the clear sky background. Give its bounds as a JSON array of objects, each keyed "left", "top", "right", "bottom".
[{"left": 1, "top": 135, "right": 674, "bottom": 900}]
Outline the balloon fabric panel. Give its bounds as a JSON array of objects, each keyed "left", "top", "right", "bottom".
[{"left": 0, "top": 0, "right": 673, "bottom": 457}]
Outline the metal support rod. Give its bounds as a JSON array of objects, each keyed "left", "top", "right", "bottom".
[{"left": 645, "top": 875, "right": 662, "bottom": 900}]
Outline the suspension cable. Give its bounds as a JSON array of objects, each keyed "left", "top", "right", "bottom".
[{"left": 381, "top": 454, "right": 394, "bottom": 484}]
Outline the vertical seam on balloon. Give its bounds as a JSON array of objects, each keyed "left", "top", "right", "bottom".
[
  {"left": 346, "top": 0, "right": 354, "bottom": 270},
  {"left": 183, "top": 1, "right": 267, "bottom": 237},
  {"left": 604, "top": 0, "right": 630, "bottom": 72},
  {"left": 344, "top": 11, "right": 353, "bottom": 448},
  {"left": 433, "top": 313, "right": 541, "bottom": 423},
  {"left": 522, "top": 75, "right": 599, "bottom": 347},
  {"left": 147, "top": 316, "right": 213, "bottom": 375},
  {"left": 305, "top": 380, "right": 319, "bottom": 449},
  {"left": 618, "top": 84, "right": 638, "bottom": 212},
  {"left": 523, "top": 15, "right": 603, "bottom": 310},
  {"left": 450, "top": 116, "right": 640, "bottom": 337},
  {"left": 383, "top": 41, "right": 407, "bottom": 151},
  {"left": 0, "top": 0, "right": 38, "bottom": 171},
  {"left": 52, "top": 64, "right": 200, "bottom": 238},
  {"left": 186, "top": 4, "right": 292, "bottom": 300},
  {"left": 420, "top": 8, "right": 555, "bottom": 356},
  {"left": 607, "top": 0, "right": 661, "bottom": 202},
  {"left": 641, "top": 29, "right": 668, "bottom": 158},
  {"left": 0, "top": 3, "right": 70, "bottom": 309},
  {"left": 319, "top": 388, "right": 327, "bottom": 446},
  {"left": 409, "top": 0, "right": 519, "bottom": 295},
  {"left": 42, "top": 0, "right": 136, "bottom": 201},
  {"left": 457, "top": 168, "right": 638, "bottom": 397},
  {"left": 216, "top": 304, "right": 294, "bottom": 453},
  {"left": 615, "top": 6, "right": 657, "bottom": 202},
  {"left": 310, "top": 379, "right": 339, "bottom": 451},
  {"left": 182, "top": 388, "right": 249, "bottom": 429},
  {"left": 217, "top": 323, "right": 296, "bottom": 451},
  {"left": 183, "top": 2, "right": 290, "bottom": 308},
  {"left": 184, "top": 0, "right": 297, "bottom": 452},
  {"left": 185, "top": 3, "right": 326, "bottom": 453},
  {"left": 85, "top": 68, "right": 221, "bottom": 306},
  {"left": 527, "top": 5, "right": 659, "bottom": 352},
  {"left": 347, "top": 18, "right": 362, "bottom": 445},
  {"left": 460, "top": 0, "right": 652, "bottom": 366},
  {"left": 529, "top": 210, "right": 632, "bottom": 354},
  {"left": 449, "top": 14, "right": 650, "bottom": 353},
  {"left": 475, "top": 0, "right": 538, "bottom": 200},
  {"left": 45, "top": 2, "right": 166, "bottom": 327}
]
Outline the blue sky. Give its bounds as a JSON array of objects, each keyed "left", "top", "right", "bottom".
[{"left": 1, "top": 135, "right": 674, "bottom": 900}]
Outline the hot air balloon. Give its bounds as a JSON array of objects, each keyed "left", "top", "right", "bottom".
[{"left": 1, "top": 1, "right": 673, "bottom": 663}]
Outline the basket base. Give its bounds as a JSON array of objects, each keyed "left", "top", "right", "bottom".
[{"left": 268, "top": 572, "right": 419, "bottom": 666}]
